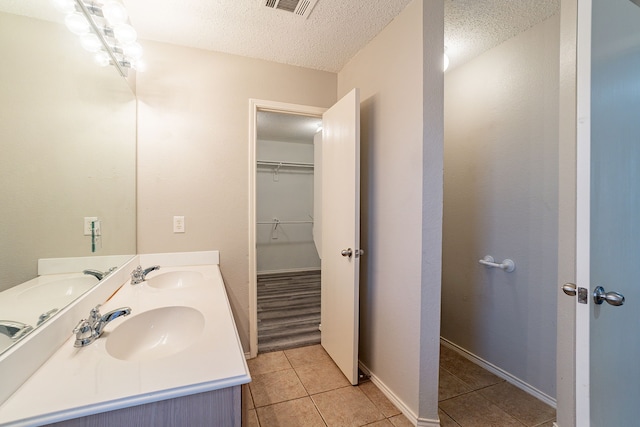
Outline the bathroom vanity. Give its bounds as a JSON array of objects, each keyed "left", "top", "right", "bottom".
[{"left": 0, "top": 251, "right": 250, "bottom": 427}]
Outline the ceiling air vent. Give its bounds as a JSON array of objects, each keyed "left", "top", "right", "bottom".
[{"left": 259, "top": 0, "right": 319, "bottom": 19}]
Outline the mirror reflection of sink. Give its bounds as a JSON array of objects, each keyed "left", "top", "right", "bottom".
[
  {"left": 17, "top": 276, "right": 97, "bottom": 305},
  {"left": 145, "top": 271, "right": 205, "bottom": 289},
  {"left": 105, "top": 306, "right": 205, "bottom": 362}
]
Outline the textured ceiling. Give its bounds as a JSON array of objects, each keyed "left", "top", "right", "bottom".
[
  {"left": 124, "top": 0, "right": 559, "bottom": 73},
  {"left": 1, "top": 0, "right": 560, "bottom": 73},
  {"left": 445, "top": 0, "right": 559, "bottom": 71},
  {"left": 125, "top": 0, "right": 413, "bottom": 73}
]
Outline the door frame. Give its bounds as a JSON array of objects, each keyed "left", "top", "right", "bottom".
[
  {"left": 574, "top": 0, "right": 592, "bottom": 425},
  {"left": 247, "top": 99, "right": 326, "bottom": 358}
]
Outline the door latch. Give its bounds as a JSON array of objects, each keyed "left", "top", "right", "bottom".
[{"left": 562, "top": 283, "right": 588, "bottom": 304}]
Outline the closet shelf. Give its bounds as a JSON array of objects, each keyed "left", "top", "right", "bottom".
[{"left": 257, "top": 160, "right": 314, "bottom": 169}]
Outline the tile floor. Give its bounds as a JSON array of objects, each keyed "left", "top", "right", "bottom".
[
  {"left": 243, "top": 344, "right": 556, "bottom": 427},
  {"left": 438, "top": 345, "right": 556, "bottom": 427}
]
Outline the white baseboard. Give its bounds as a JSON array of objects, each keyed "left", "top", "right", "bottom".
[
  {"left": 358, "top": 362, "right": 440, "bottom": 427},
  {"left": 440, "top": 338, "right": 557, "bottom": 408}
]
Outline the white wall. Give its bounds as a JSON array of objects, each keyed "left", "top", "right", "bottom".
[
  {"left": 256, "top": 138, "right": 320, "bottom": 273},
  {"left": 136, "top": 41, "right": 337, "bottom": 350},
  {"left": 338, "top": 0, "right": 443, "bottom": 422},
  {"left": 442, "top": 14, "right": 560, "bottom": 398}
]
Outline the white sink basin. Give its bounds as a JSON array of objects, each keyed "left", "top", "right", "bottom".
[
  {"left": 105, "top": 306, "right": 205, "bottom": 362},
  {"left": 17, "top": 276, "right": 97, "bottom": 305},
  {"left": 145, "top": 271, "right": 205, "bottom": 289}
]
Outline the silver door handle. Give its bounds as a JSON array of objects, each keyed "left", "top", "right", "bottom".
[
  {"left": 593, "top": 286, "right": 625, "bottom": 306},
  {"left": 341, "top": 248, "right": 364, "bottom": 258},
  {"left": 562, "top": 283, "right": 577, "bottom": 297}
]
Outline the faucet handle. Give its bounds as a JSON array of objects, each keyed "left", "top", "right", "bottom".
[
  {"left": 89, "top": 305, "right": 102, "bottom": 323},
  {"left": 73, "top": 319, "right": 94, "bottom": 347},
  {"left": 130, "top": 265, "right": 143, "bottom": 284},
  {"left": 73, "top": 319, "right": 90, "bottom": 334}
]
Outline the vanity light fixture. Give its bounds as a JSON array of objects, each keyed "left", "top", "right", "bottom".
[{"left": 52, "top": 0, "right": 144, "bottom": 76}]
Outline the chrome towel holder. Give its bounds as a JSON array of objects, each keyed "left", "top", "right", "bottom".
[{"left": 478, "top": 255, "right": 515, "bottom": 273}]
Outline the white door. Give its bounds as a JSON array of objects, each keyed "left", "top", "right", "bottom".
[
  {"left": 320, "top": 88, "right": 361, "bottom": 385},
  {"left": 574, "top": 0, "right": 640, "bottom": 425}
]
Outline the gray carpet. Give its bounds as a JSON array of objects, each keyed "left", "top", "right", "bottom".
[{"left": 257, "top": 270, "right": 321, "bottom": 353}]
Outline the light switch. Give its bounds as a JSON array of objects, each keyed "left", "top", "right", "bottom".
[{"left": 173, "top": 216, "right": 185, "bottom": 233}]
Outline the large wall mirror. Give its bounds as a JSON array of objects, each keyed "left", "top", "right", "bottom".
[{"left": 0, "top": 0, "right": 136, "bottom": 354}]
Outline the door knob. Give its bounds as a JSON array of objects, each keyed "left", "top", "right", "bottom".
[
  {"left": 562, "top": 283, "right": 577, "bottom": 297},
  {"left": 341, "top": 248, "right": 352, "bottom": 258},
  {"left": 593, "top": 286, "right": 625, "bottom": 306}
]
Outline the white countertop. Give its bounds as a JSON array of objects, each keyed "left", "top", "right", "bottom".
[{"left": 0, "top": 262, "right": 250, "bottom": 426}]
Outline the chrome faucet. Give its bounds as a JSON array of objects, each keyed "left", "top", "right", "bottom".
[
  {"left": 73, "top": 305, "right": 131, "bottom": 347},
  {"left": 37, "top": 308, "right": 59, "bottom": 326},
  {"left": 130, "top": 265, "right": 160, "bottom": 285},
  {"left": 0, "top": 320, "right": 34, "bottom": 341},
  {"left": 83, "top": 266, "right": 117, "bottom": 281}
]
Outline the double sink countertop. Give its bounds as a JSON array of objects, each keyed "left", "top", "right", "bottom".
[{"left": 0, "top": 254, "right": 250, "bottom": 426}]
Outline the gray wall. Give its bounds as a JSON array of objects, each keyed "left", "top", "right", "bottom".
[{"left": 442, "top": 14, "right": 560, "bottom": 398}]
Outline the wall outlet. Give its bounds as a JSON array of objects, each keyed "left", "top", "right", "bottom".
[
  {"left": 84, "top": 217, "right": 98, "bottom": 235},
  {"left": 173, "top": 216, "right": 185, "bottom": 233}
]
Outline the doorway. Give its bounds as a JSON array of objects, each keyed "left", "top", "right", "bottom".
[
  {"left": 254, "top": 110, "right": 323, "bottom": 353},
  {"left": 248, "top": 100, "right": 326, "bottom": 359},
  {"left": 440, "top": 9, "right": 560, "bottom": 407},
  {"left": 248, "top": 91, "right": 362, "bottom": 385}
]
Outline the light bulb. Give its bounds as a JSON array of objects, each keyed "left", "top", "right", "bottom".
[
  {"left": 65, "top": 12, "right": 90, "bottom": 35},
  {"left": 443, "top": 53, "right": 450, "bottom": 72},
  {"left": 113, "top": 24, "right": 137, "bottom": 44},
  {"left": 102, "top": 1, "right": 128, "bottom": 25},
  {"left": 122, "top": 42, "right": 143, "bottom": 59},
  {"left": 94, "top": 51, "right": 111, "bottom": 67},
  {"left": 80, "top": 33, "right": 102, "bottom": 52}
]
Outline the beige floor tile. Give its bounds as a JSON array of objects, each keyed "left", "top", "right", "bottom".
[
  {"left": 479, "top": 382, "right": 556, "bottom": 427},
  {"left": 249, "top": 369, "right": 308, "bottom": 407},
  {"left": 284, "top": 344, "right": 332, "bottom": 368},
  {"left": 358, "top": 381, "right": 401, "bottom": 417},
  {"left": 245, "top": 408, "right": 260, "bottom": 427},
  {"left": 439, "top": 409, "right": 461, "bottom": 427},
  {"left": 256, "top": 397, "right": 326, "bottom": 427},
  {"left": 439, "top": 346, "right": 504, "bottom": 390},
  {"left": 389, "top": 414, "right": 414, "bottom": 427},
  {"left": 296, "top": 359, "right": 350, "bottom": 395},
  {"left": 439, "top": 392, "right": 524, "bottom": 427},
  {"left": 364, "top": 420, "right": 394, "bottom": 426},
  {"left": 312, "top": 386, "right": 385, "bottom": 427},
  {"left": 533, "top": 422, "right": 556, "bottom": 427},
  {"left": 248, "top": 351, "right": 292, "bottom": 376},
  {"left": 439, "top": 369, "right": 472, "bottom": 401}
]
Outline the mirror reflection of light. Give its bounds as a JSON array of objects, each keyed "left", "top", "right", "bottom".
[{"left": 443, "top": 53, "right": 450, "bottom": 72}]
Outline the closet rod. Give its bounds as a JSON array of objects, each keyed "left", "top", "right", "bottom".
[
  {"left": 257, "top": 220, "right": 314, "bottom": 225},
  {"left": 256, "top": 160, "right": 314, "bottom": 168}
]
